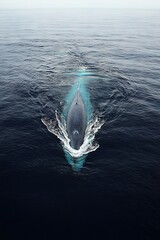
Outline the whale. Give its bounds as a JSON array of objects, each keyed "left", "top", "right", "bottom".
[{"left": 66, "top": 89, "right": 87, "bottom": 150}]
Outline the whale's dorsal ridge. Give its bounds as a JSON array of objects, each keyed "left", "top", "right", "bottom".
[
  {"left": 66, "top": 90, "right": 87, "bottom": 150},
  {"left": 76, "top": 90, "right": 80, "bottom": 105}
]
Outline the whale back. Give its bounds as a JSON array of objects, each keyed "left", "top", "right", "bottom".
[{"left": 66, "top": 91, "right": 87, "bottom": 150}]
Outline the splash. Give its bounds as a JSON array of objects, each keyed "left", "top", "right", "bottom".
[{"left": 42, "top": 68, "right": 104, "bottom": 170}]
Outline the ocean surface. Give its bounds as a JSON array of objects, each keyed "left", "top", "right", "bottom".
[{"left": 0, "top": 9, "right": 160, "bottom": 240}]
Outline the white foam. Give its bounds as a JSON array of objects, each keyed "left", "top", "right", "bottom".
[{"left": 41, "top": 110, "right": 104, "bottom": 158}]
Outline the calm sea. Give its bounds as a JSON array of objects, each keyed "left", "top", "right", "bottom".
[{"left": 0, "top": 9, "right": 160, "bottom": 240}]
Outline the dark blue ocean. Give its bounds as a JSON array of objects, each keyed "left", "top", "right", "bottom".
[{"left": 0, "top": 9, "right": 160, "bottom": 240}]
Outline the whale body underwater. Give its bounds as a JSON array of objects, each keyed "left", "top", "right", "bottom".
[
  {"left": 66, "top": 89, "right": 87, "bottom": 150},
  {"left": 41, "top": 69, "right": 103, "bottom": 170}
]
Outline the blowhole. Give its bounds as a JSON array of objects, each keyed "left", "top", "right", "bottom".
[{"left": 73, "top": 130, "right": 79, "bottom": 135}]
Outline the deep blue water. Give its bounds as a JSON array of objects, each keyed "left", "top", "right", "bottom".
[{"left": 0, "top": 9, "right": 160, "bottom": 240}]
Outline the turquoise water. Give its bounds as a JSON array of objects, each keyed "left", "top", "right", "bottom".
[
  {"left": 63, "top": 69, "right": 94, "bottom": 170},
  {"left": 63, "top": 69, "right": 93, "bottom": 121}
]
